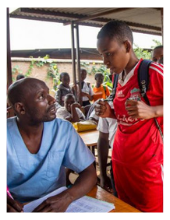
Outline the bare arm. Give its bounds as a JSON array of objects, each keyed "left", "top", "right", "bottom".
[
  {"left": 97, "top": 131, "right": 112, "bottom": 192},
  {"left": 81, "top": 91, "right": 93, "bottom": 101},
  {"left": 70, "top": 103, "right": 83, "bottom": 122},
  {"left": 33, "top": 164, "right": 97, "bottom": 212},
  {"left": 97, "top": 131, "right": 109, "bottom": 180}
]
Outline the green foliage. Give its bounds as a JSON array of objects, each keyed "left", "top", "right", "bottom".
[
  {"left": 80, "top": 62, "right": 89, "bottom": 69},
  {"left": 47, "top": 63, "right": 60, "bottom": 90},
  {"left": 12, "top": 65, "right": 23, "bottom": 74},
  {"left": 151, "top": 39, "right": 162, "bottom": 49},
  {"left": 26, "top": 55, "right": 60, "bottom": 90},
  {"left": 35, "top": 55, "right": 50, "bottom": 67},
  {"left": 53, "top": 77, "right": 60, "bottom": 91},
  {"left": 25, "top": 59, "right": 35, "bottom": 77},
  {"left": 133, "top": 44, "right": 151, "bottom": 59},
  {"left": 12, "top": 55, "right": 60, "bottom": 91},
  {"left": 12, "top": 65, "right": 23, "bottom": 81},
  {"left": 25, "top": 55, "right": 52, "bottom": 77},
  {"left": 12, "top": 65, "right": 22, "bottom": 76},
  {"left": 134, "top": 39, "right": 162, "bottom": 59}
]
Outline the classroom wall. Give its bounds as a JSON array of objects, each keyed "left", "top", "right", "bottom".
[{"left": 11, "top": 58, "right": 103, "bottom": 97}]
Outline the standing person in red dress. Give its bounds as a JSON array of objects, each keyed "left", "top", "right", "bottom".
[{"left": 95, "top": 20, "right": 163, "bottom": 212}]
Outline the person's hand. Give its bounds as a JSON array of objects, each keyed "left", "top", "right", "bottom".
[
  {"left": 72, "top": 84, "right": 78, "bottom": 92},
  {"left": 7, "top": 194, "right": 24, "bottom": 212},
  {"left": 125, "top": 100, "right": 156, "bottom": 119},
  {"left": 32, "top": 191, "right": 72, "bottom": 212},
  {"left": 71, "top": 102, "right": 81, "bottom": 109},
  {"left": 80, "top": 91, "right": 88, "bottom": 97},
  {"left": 65, "top": 115, "right": 72, "bottom": 122},
  {"left": 100, "top": 176, "right": 113, "bottom": 194},
  {"left": 94, "top": 100, "right": 113, "bottom": 118}
]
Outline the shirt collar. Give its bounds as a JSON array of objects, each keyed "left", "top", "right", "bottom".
[{"left": 118, "top": 61, "right": 139, "bottom": 86}]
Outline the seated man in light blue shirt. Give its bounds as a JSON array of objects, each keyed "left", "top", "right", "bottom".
[{"left": 7, "top": 77, "right": 97, "bottom": 212}]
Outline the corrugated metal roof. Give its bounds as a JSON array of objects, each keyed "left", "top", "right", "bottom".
[{"left": 10, "top": 7, "right": 162, "bottom": 36}]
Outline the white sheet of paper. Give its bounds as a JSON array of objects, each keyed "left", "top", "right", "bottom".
[
  {"left": 23, "top": 186, "right": 115, "bottom": 213},
  {"left": 66, "top": 195, "right": 115, "bottom": 212}
]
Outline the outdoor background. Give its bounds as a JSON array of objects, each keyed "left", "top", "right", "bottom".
[{"left": 9, "top": 16, "right": 162, "bottom": 97}]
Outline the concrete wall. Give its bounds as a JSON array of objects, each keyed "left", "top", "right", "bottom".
[{"left": 11, "top": 58, "right": 104, "bottom": 97}]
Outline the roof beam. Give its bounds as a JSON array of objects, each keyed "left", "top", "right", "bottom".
[
  {"left": 10, "top": 13, "right": 161, "bottom": 33},
  {"left": 16, "top": 8, "right": 84, "bottom": 19},
  {"left": 63, "top": 8, "right": 133, "bottom": 25},
  {"left": 9, "top": 14, "right": 162, "bottom": 36},
  {"left": 9, "top": 8, "right": 162, "bottom": 35},
  {"left": 79, "top": 16, "right": 161, "bottom": 31}
]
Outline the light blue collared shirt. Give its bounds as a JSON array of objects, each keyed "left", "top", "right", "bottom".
[{"left": 7, "top": 117, "right": 95, "bottom": 203}]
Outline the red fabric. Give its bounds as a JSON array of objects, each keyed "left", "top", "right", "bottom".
[{"left": 112, "top": 59, "right": 163, "bottom": 212}]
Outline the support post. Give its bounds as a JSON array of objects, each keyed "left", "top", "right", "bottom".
[
  {"left": 71, "top": 22, "right": 78, "bottom": 101},
  {"left": 161, "top": 8, "right": 163, "bottom": 45},
  {"left": 7, "top": 8, "right": 12, "bottom": 88},
  {"left": 75, "top": 24, "right": 82, "bottom": 105},
  {"left": 71, "top": 22, "right": 76, "bottom": 86}
]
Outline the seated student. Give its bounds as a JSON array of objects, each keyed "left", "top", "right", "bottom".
[
  {"left": 7, "top": 78, "right": 97, "bottom": 212},
  {"left": 93, "top": 72, "right": 110, "bottom": 102},
  {"left": 55, "top": 72, "right": 73, "bottom": 106},
  {"left": 56, "top": 94, "right": 85, "bottom": 122},
  {"left": 79, "top": 68, "right": 93, "bottom": 106}
]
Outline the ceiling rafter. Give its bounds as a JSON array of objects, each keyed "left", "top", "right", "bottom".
[
  {"left": 9, "top": 8, "right": 162, "bottom": 36},
  {"left": 63, "top": 8, "right": 133, "bottom": 25}
]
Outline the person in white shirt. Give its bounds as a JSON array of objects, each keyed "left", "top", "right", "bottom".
[
  {"left": 56, "top": 94, "right": 85, "bottom": 122},
  {"left": 80, "top": 69, "right": 93, "bottom": 106}
]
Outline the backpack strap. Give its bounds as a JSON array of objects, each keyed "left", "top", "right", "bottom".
[
  {"left": 112, "top": 73, "right": 119, "bottom": 99},
  {"left": 103, "top": 85, "right": 106, "bottom": 94},
  {"left": 138, "top": 59, "right": 152, "bottom": 105},
  {"left": 138, "top": 59, "right": 163, "bottom": 140},
  {"left": 104, "top": 73, "right": 119, "bottom": 101}
]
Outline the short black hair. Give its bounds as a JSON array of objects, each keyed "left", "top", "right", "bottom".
[
  {"left": 8, "top": 78, "right": 46, "bottom": 106},
  {"left": 97, "top": 20, "right": 133, "bottom": 44},
  {"left": 59, "top": 72, "right": 70, "bottom": 81},
  {"left": 80, "top": 68, "right": 87, "bottom": 74},
  {"left": 8, "top": 79, "right": 26, "bottom": 106},
  {"left": 16, "top": 74, "right": 25, "bottom": 80},
  {"left": 154, "top": 45, "right": 163, "bottom": 50},
  {"left": 94, "top": 72, "right": 104, "bottom": 80},
  {"left": 64, "top": 93, "right": 75, "bottom": 101}
]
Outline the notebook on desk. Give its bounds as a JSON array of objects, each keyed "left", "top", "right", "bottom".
[{"left": 23, "top": 186, "right": 115, "bottom": 212}]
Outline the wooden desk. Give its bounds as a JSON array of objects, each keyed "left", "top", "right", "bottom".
[
  {"left": 78, "top": 129, "right": 99, "bottom": 157},
  {"left": 78, "top": 129, "right": 99, "bottom": 147},
  {"left": 87, "top": 185, "right": 141, "bottom": 212},
  {"left": 24, "top": 185, "right": 140, "bottom": 212}
]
